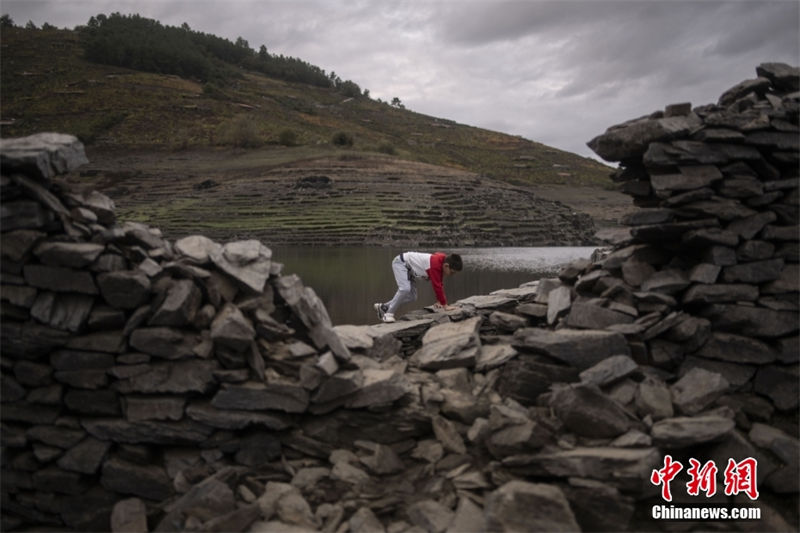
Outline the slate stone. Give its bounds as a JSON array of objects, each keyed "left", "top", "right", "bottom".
[
  {"left": 682, "top": 283, "right": 759, "bottom": 304},
  {"left": 1, "top": 199, "right": 54, "bottom": 230},
  {"left": 26, "top": 425, "right": 86, "bottom": 449},
  {"left": 56, "top": 368, "right": 109, "bottom": 389},
  {"left": 210, "top": 303, "right": 255, "bottom": 352},
  {"left": 504, "top": 447, "right": 661, "bottom": 492},
  {"left": 407, "top": 499, "right": 454, "bottom": 533},
  {"left": 455, "top": 293, "right": 517, "bottom": 310},
  {"left": 718, "top": 76, "right": 772, "bottom": 106},
  {"left": 312, "top": 370, "right": 363, "bottom": 404},
  {"left": 97, "top": 270, "right": 151, "bottom": 309},
  {"left": 562, "top": 478, "right": 635, "bottom": 533},
  {"left": 587, "top": 115, "right": 703, "bottom": 162},
  {"left": 1, "top": 229, "right": 46, "bottom": 262},
  {"left": 0, "top": 132, "right": 88, "bottom": 180},
  {"left": 235, "top": 431, "right": 282, "bottom": 466},
  {"left": 680, "top": 355, "right": 757, "bottom": 388},
  {"left": 129, "top": 327, "right": 200, "bottom": 359},
  {"left": 431, "top": 414, "right": 466, "bottom": 454},
  {"left": 722, "top": 258, "right": 784, "bottom": 283},
  {"left": 579, "top": 354, "right": 638, "bottom": 387},
  {"left": 2, "top": 403, "right": 60, "bottom": 424},
  {"left": 349, "top": 507, "right": 385, "bottom": 533},
  {"left": 82, "top": 418, "right": 213, "bottom": 445},
  {"left": 753, "top": 365, "right": 800, "bottom": 411},
  {"left": 30, "top": 292, "right": 95, "bottom": 332},
  {"left": 651, "top": 416, "right": 735, "bottom": 448},
  {"left": 211, "top": 240, "right": 272, "bottom": 293},
  {"left": 101, "top": 456, "right": 173, "bottom": 501},
  {"left": 696, "top": 332, "right": 778, "bottom": 364},
  {"left": 756, "top": 62, "right": 800, "bottom": 91},
  {"left": 565, "top": 301, "right": 635, "bottom": 329},
  {"left": 762, "top": 264, "right": 800, "bottom": 294},
  {"left": 115, "top": 360, "right": 218, "bottom": 395},
  {"left": 475, "top": 343, "right": 518, "bottom": 371},
  {"left": 702, "top": 245, "right": 737, "bottom": 266},
  {"left": 546, "top": 285, "right": 572, "bottom": 325},
  {"left": 110, "top": 498, "right": 148, "bottom": 533},
  {"left": 726, "top": 211, "right": 777, "bottom": 239},
  {"left": 634, "top": 377, "right": 674, "bottom": 421},
  {"left": 33, "top": 467, "right": 89, "bottom": 495},
  {"left": 57, "top": 437, "right": 111, "bottom": 474},
  {"left": 149, "top": 279, "right": 202, "bottom": 327},
  {"left": 185, "top": 401, "right": 289, "bottom": 430},
  {"left": 632, "top": 218, "right": 720, "bottom": 242},
  {"left": 174, "top": 234, "right": 222, "bottom": 264},
  {"left": 670, "top": 367, "right": 730, "bottom": 415},
  {"left": 50, "top": 349, "right": 115, "bottom": 370},
  {"left": 487, "top": 418, "right": 552, "bottom": 459},
  {"left": 489, "top": 310, "right": 528, "bottom": 331},
  {"left": 33, "top": 241, "right": 105, "bottom": 268},
  {"left": 124, "top": 396, "right": 185, "bottom": 422},
  {"left": 410, "top": 316, "right": 482, "bottom": 370},
  {"left": 496, "top": 357, "right": 578, "bottom": 405},
  {"left": 24, "top": 264, "right": 98, "bottom": 294},
  {"left": 700, "top": 304, "right": 799, "bottom": 337},
  {"left": 212, "top": 381, "right": 309, "bottom": 413},
  {"left": 651, "top": 165, "right": 724, "bottom": 195},
  {"left": 644, "top": 141, "right": 761, "bottom": 168},
  {"left": 682, "top": 228, "right": 740, "bottom": 249},
  {"left": 346, "top": 368, "right": 407, "bottom": 408},
  {"left": 65, "top": 389, "right": 121, "bottom": 415},
  {"left": 513, "top": 327, "right": 630, "bottom": 370},
  {"left": 550, "top": 384, "right": 639, "bottom": 438}
]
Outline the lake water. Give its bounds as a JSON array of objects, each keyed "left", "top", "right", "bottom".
[{"left": 270, "top": 246, "right": 598, "bottom": 325}]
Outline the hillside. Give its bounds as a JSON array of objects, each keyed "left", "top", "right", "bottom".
[{"left": 0, "top": 24, "right": 629, "bottom": 245}]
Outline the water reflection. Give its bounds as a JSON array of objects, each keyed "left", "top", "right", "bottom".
[{"left": 270, "top": 246, "right": 598, "bottom": 325}]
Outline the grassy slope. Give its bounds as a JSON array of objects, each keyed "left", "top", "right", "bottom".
[{"left": 0, "top": 27, "right": 613, "bottom": 187}]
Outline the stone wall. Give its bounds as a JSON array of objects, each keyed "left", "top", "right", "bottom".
[{"left": 1, "top": 62, "right": 798, "bottom": 533}]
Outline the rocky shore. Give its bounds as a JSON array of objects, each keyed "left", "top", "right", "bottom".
[{"left": 1, "top": 62, "right": 798, "bottom": 532}]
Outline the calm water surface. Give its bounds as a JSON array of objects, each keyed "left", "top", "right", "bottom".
[{"left": 271, "top": 246, "right": 598, "bottom": 325}]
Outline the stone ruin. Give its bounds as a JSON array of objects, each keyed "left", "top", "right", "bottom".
[{"left": 0, "top": 62, "right": 798, "bottom": 532}]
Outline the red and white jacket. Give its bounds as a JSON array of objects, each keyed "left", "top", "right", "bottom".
[{"left": 402, "top": 251, "right": 448, "bottom": 305}]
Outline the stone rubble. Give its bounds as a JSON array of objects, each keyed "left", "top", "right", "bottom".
[{"left": 1, "top": 62, "right": 798, "bottom": 532}]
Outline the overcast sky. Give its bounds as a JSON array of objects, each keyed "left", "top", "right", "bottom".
[{"left": 3, "top": 0, "right": 799, "bottom": 160}]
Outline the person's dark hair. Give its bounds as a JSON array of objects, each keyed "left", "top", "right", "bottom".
[{"left": 446, "top": 253, "right": 463, "bottom": 271}]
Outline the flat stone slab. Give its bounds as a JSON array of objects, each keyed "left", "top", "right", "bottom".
[
  {"left": 454, "top": 294, "right": 516, "bottom": 310},
  {"left": 485, "top": 480, "right": 580, "bottom": 532},
  {"left": 410, "top": 317, "right": 482, "bottom": 370},
  {"left": 0, "top": 132, "right": 89, "bottom": 180},
  {"left": 651, "top": 416, "right": 735, "bottom": 448},
  {"left": 504, "top": 446, "right": 661, "bottom": 492},
  {"left": 512, "top": 327, "right": 630, "bottom": 370}
]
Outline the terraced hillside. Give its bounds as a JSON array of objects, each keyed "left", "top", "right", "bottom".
[{"left": 68, "top": 150, "right": 596, "bottom": 247}]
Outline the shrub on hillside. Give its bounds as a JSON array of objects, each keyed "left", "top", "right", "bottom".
[
  {"left": 278, "top": 129, "right": 298, "bottom": 146},
  {"left": 218, "top": 115, "right": 262, "bottom": 148},
  {"left": 331, "top": 131, "right": 354, "bottom": 147},
  {"left": 377, "top": 142, "right": 396, "bottom": 155}
]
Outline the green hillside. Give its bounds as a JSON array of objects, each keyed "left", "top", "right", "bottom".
[{"left": 0, "top": 21, "right": 612, "bottom": 187}]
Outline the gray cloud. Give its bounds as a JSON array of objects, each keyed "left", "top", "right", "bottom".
[{"left": 2, "top": 0, "right": 798, "bottom": 159}]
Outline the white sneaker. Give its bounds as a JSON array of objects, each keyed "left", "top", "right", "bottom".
[
  {"left": 383, "top": 313, "right": 396, "bottom": 323},
  {"left": 373, "top": 303, "right": 386, "bottom": 321}
]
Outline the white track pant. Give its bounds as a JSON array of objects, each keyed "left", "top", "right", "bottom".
[{"left": 386, "top": 255, "right": 417, "bottom": 314}]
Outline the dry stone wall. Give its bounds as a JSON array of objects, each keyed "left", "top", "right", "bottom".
[{"left": 1, "top": 62, "right": 798, "bottom": 533}]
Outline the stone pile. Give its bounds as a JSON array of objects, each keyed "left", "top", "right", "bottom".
[{"left": 1, "top": 62, "right": 798, "bottom": 533}]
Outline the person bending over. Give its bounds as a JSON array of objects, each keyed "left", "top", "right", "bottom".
[{"left": 374, "top": 251, "right": 462, "bottom": 323}]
